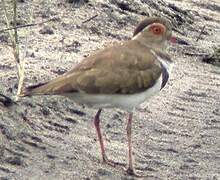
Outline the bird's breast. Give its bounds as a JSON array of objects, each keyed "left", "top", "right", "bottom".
[{"left": 150, "top": 49, "right": 173, "bottom": 90}]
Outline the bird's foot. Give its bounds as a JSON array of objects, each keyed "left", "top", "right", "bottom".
[
  {"left": 125, "top": 167, "right": 144, "bottom": 177},
  {"left": 102, "top": 156, "right": 122, "bottom": 167},
  {"left": 126, "top": 167, "right": 135, "bottom": 175},
  {"left": 102, "top": 156, "right": 144, "bottom": 177}
]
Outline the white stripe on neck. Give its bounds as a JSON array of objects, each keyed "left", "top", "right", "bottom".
[
  {"left": 150, "top": 50, "right": 173, "bottom": 74},
  {"left": 132, "top": 33, "right": 141, "bottom": 40}
]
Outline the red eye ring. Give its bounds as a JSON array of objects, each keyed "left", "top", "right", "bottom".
[
  {"left": 153, "top": 27, "right": 161, "bottom": 34},
  {"left": 149, "top": 24, "right": 165, "bottom": 35}
]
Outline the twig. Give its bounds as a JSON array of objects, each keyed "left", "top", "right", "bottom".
[
  {"left": 0, "top": 18, "right": 56, "bottom": 33},
  {"left": 196, "top": 25, "right": 206, "bottom": 42},
  {"left": 22, "top": 0, "right": 35, "bottom": 60},
  {"left": 1, "top": 0, "right": 24, "bottom": 101},
  {"left": 2, "top": 0, "right": 15, "bottom": 45},
  {"left": 1, "top": 12, "right": 96, "bottom": 32},
  {"left": 82, "top": 14, "right": 98, "bottom": 24},
  {"left": 184, "top": 52, "right": 208, "bottom": 56},
  {"left": 12, "top": 0, "right": 20, "bottom": 64},
  {"left": 13, "top": 0, "right": 24, "bottom": 100}
]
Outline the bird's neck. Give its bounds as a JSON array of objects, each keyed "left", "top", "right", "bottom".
[
  {"left": 132, "top": 36, "right": 166, "bottom": 51},
  {"left": 131, "top": 36, "right": 173, "bottom": 66}
]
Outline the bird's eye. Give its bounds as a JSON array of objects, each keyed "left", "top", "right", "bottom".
[{"left": 149, "top": 24, "right": 165, "bottom": 35}]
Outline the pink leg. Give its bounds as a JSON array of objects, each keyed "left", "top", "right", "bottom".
[
  {"left": 126, "top": 113, "right": 136, "bottom": 175},
  {"left": 93, "top": 108, "right": 107, "bottom": 162},
  {"left": 94, "top": 111, "right": 142, "bottom": 176},
  {"left": 93, "top": 109, "right": 120, "bottom": 167}
]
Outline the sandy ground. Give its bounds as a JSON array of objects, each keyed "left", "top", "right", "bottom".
[{"left": 0, "top": 0, "right": 220, "bottom": 179}]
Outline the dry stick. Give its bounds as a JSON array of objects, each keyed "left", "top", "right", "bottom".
[
  {"left": 82, "top": 14, "right": 98, "bottom": 24},
  {"left": 2, "top": 0, "right": 15, "bottom": 45},
  {"left": 0, "top": 18, "right": 56, "bottom": 33},
  {"left": 1, "top": 0, "right": 24, "bottom": 101},
  {"left": 13, "top": 0, "right": 24, "bottom": 100},
  {"left": 0, "top": 14, "right": 95, "bottom": 33},
  {"left": 22, "top": 0, "right": 35, "bottom": 60},
  {"left": 196, "top": 25, "right": 206, "bottom": 42}
]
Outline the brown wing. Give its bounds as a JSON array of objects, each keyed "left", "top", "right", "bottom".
[{"left": 21, "top": 40, "right": 162, "bottom": 96}]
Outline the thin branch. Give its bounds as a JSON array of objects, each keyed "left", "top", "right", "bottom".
[
  {"left": 196, "top": 25, "right": 206, "bottom": 42},
  {"left": 82, "top": 14, "right": 98, "bottom": 24},
  {"left": 12, "top": 0, "right": 24, "bottom": 100},
  {"left": 2, "top": 0, "right": 15, "bottom": 44},
  {"left": 13, "top": 0, "right": 18, "bottom": 47},
  {"left": 1, "top": 14, "right": 97, "bottom": 33},
  {"left": 13, "top": 0, "right": 20, "bottom": 63},
  {"left": 1, "top": 0, "right": 25, "bottom": 101},
  {"left": 0, "top": 18, "right": 56, "bottom": 33},
  {"left": 22, "top": 0, "right": 35, "bottom": 60},
  {"left": 184, "top": 52, "right": 208, "bottom": 56}
]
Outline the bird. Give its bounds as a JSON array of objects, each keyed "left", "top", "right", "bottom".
[{"left": 20, "top": 17, "right": 175, "bottom": 176}]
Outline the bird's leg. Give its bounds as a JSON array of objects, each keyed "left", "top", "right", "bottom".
[
  {"left": 94, "top": 109, "right": 126, "bottom": 168},
  {"left": 126, "top": 112, "right": 136, "bottom": 175},
  {"left": 93, "top": 108, "right": 109, "bottom": 163}
]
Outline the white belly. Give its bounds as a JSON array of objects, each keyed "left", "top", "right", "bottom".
[{"left": 65, "top": 75, "right": 163, "bottom": 112}]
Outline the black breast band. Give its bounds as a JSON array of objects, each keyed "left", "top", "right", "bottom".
[{"left": 160, "top": 63, "right": 169, "bottom": 90}]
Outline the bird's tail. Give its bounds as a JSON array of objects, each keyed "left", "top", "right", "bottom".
[
  {"left": 19, "top": 74, "right": 78, "bottom": 97},
  {"left": 19, "top": 82, "right": 48, "bottom": 97}
]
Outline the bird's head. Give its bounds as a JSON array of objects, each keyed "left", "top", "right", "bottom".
[{"left": 133, "top": 17, "right": 176, "bottom": 50}]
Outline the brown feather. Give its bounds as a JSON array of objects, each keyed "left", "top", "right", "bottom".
[
  {"left": 20, "top": 82, "right": 47, "bottom": 96},
  {"left": 21, "top": 40, "right": 163, "bottom": 96}
]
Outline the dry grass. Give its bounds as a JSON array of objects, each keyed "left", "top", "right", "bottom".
[{"left": 0, "top": 0, "right": 35, "bottom": 100}]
